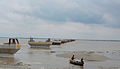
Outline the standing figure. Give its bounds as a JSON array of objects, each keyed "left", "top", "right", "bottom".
[
  {"left": 71, "top": 55, "right": 75, "bottom": 60},
  {"left": 80, "top": 58, "right": 84, "bottom": 66}
]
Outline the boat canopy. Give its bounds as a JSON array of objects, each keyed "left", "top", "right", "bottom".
[{"left": 8, "top": 38, "right": 19, "bottom": 44}]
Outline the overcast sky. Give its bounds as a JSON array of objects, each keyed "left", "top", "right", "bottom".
[{"left": 0, "top": 0, "right": 120, "bottom": 40}]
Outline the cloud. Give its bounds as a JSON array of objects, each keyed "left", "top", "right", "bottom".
[
  {"left": 0, "top": 13, "right": 120, "bottom": 39},
  {"left": 0, "top": 0, "right": 120, "bottom": 39}
]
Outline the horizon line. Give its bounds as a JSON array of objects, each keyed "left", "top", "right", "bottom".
[{"left": 0, "top": 36, "right": 120, "bottom": 41}]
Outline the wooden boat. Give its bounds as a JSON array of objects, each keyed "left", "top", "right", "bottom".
[
  {"left": 69, "top": 59, "right": 84, "bottom": 66},
  {"left": 52, "top": 41, "right": 61, "bottom": 45},
  {"left": 28, "top": 38, "right": 52, "bottom": 48},
  {"left": 0, "top": 38, "right": 21, "bottom": 54}
]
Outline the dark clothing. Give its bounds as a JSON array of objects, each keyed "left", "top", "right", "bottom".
[
  {"left": 81, "top": 58, "right": 84, "bottom": 64},
  {"left": 71, "top": 55, "right": 74, "bottom": 60}
]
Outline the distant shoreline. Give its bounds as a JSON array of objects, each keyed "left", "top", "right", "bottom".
[{"left": 0, "top": 36, "right": 120, "bottom": 42}]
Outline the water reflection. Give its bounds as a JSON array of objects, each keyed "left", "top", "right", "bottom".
[
  {"left": 70, "top": 65, "right": 84, "bottom": 69},
  {"left": 80, "top": 66, "right": 84, "bottom": 69},
  {"left": 0, "top": 57, "right": 17, "bottom": 64},
  {"left": 30, "top": 47, "right": 51, "bottom": 50}
]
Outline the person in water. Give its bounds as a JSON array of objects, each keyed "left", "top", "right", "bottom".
[{"left": 71, "top": 55, "right": 75, "bottom": 60}]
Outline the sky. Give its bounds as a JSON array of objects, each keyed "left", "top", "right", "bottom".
[{"left": 0, "top": 0, "right": 120, "bottom": 40}]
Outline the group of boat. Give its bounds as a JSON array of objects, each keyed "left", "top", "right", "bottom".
[
  {"left": 0, "top": 38, "right": 84, "bottom": 66},
  {"left": 0, "top": 38, "right": 75, "bottom": 54},
  {"left": 28, "top": 38, "right": 75, "bottom": 48},
  {"left": 28, "top": 38, "right": 84, "bottom": 66}
]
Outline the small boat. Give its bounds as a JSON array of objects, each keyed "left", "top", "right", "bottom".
[
  {"left": 69, "top": 55, "right": 84, "bottom": 66},
  {"left": 0, "top": 38, "right": 21, "bottom": 54},
  {"left": 52, "top": 40, "right": 61, "bottom": 45},
  {"left": 28, "top": 38, "right": 52, "bottom": 48},
  {"left": 70, "top": 59, "right": 84, "bottom": 66}
]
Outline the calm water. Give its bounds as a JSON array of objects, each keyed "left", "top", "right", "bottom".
[{"left": 0, "top": 38, "right": 120, "bottom": 69}]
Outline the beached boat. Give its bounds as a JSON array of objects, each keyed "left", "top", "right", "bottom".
[
  {"left": 70, "top": 59, "right": 84, "bottom": 66},
  {"left": 0, "top": 38, "right": 21, "bottom": 54},
  {"left": 28, "top": 38, "right": 52, "bottom": 48}
]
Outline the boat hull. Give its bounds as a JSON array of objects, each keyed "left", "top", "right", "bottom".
[
  {"left": 0, "top": 38, "right": 21, "bottom": 55},
  {"left": 52, "top": 42, "right": 61, "bottom": 45},
  {"left": 0, "top": 48, "right": 19, "bottom": 54},
  {"left": 70, "top": 60, "right": 84, "bottom": 66},
  {"left": 28, "top": 42, "right": 51, "bottom": 48}
]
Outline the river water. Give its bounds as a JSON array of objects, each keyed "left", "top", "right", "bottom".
[{"left": 0, "top": 38, "right": 120, "bottom": 69}]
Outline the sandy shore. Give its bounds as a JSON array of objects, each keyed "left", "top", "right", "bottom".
[
  {"left": 0, "top": 62, "right": 30, "bottom": 69},
  {"left": 56, "top": 51, "right": 110, "bottom": 61}
]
